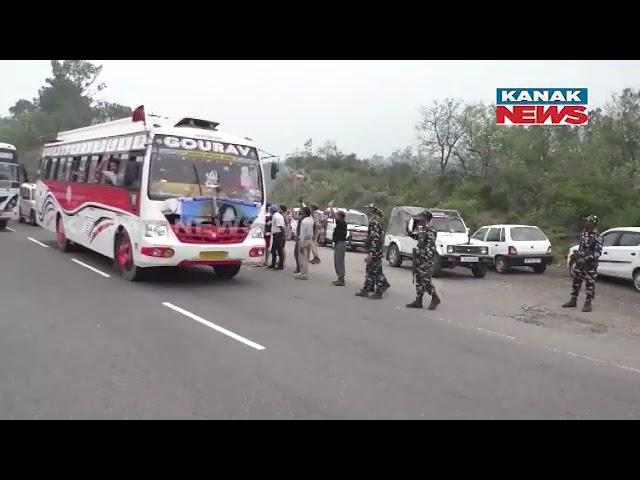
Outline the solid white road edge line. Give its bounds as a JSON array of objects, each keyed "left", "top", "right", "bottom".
[
  {"left": 162, "top": 302, "right": 266, "bottom": 351},
  {"left": 70, "top": 258, "right": 111, "bottom": 278},
  {"left": 6, "top": 226, "right": 16, "bottom": 232},
  {"left": 27, "top": 237, "right": 50, "bottom": 248}
]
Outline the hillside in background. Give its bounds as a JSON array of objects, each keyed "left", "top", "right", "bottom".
[{"left": 271, "top": 92, "right": 640, "bottom": 260}]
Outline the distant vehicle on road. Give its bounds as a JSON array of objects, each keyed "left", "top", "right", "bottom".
[
  {"left": 384, "top": 206, "right": 490, "bottom": 278},
  {"left": 35, "top": 109, "right": 268, "bottom": 281},
  {"left": 567, "top": 227, "right": 640, "bottom": 292},
  {"left": 0, "top": 142, "right": 27, "bottom": 230},
  {"left": 18, "top": 182, "right": 37, "bottom": 226},
  {"left": 322, "top": 208, "right": 369, "bottom": 250},
  {"left": 471, "top": 224, "right": 553, "bottom": 274}
]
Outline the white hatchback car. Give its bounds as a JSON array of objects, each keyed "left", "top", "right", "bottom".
[
  {"left": 471, "top": 224, "right": 553, "bottom": 274},
  {"left": 567, "top": 227, "right": 640, "bottom": 292}
]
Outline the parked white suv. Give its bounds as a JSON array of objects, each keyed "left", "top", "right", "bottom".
[
  {"left": 384, "top": 206, "right": 490, "bottom": 278},
  {"left": 567, "top": 227, "right": 640, "bottom": 292},
  {"left": 471, "top": 224, "right": 553, "bottom": 274}
]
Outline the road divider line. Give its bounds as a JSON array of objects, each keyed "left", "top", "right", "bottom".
[
  {"left": 70, "top": 258, "right": 111, "bottom": 278},
  {"left": 611, "top": 364, "right": 640, "bottom": 374},
  {"left": 475, "top": 327, "right": 516, "bottom": 340},
  {"left": 566, "top": 351, "right": 607, "bottom": 364},
  {"left": 27, "top": 237, "right": 50, "bottom": 248},
  {"left": 6, "top": 226, "right": 16, "bottom": 232},
  {"left": 162, "top": 302, "right": 266, "bottom": 351}
]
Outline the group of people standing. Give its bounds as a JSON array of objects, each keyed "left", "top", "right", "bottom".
[{"left": 260, "top": 201, "right": 603, "bottom": 314}]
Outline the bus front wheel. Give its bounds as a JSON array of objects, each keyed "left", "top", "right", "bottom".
[
  {"left": 56, "top": 216, "right": 73, "bottom": 252},
  {"left": 115, "top": 230, "right": 144, "bottom": 281}
]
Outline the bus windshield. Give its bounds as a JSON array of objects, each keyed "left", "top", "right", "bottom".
[
  {"left": 149, "top": 139, "right": 263, "bottom": 204},
  {"left": 0, "top": 162, "right": 19, "bottom": 182}
]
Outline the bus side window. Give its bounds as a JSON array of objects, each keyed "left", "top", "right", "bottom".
[
  {"left": 51, "top": 158, "right": 59, "bottom": 180},
  {"left": 57, "top": 157, "right": 68, "bottom": 181},
  {"left": 87, "top": 156, "right": 100, "bottom": 184},
  {"left": 123, "top": 154, "right": 143, "bottom": 190},
  {"left": 77, "top": 156, "right": 89, "bottom": 183},
  {"left": 64, "top": 158, "right": 73, "bottom": 182},
  {"left": 70, "top": 156, "right": 81, "bottom": 183},
  {"left": 41, "top": 158, "right": 49, "bottom": 179}
]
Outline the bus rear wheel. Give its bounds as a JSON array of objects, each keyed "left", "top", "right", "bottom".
[
  {"left": 115, "top": 230, "right": 144, "bottom": 281},
  {"left": 0, "top": 220, "right": 7, "bottom": 230},
  {"left": 213, "top": 264, "right": 241, "bottom": 279}
]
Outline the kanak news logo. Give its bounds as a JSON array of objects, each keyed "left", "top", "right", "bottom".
[{"left": 496, "top": 88, "right": 588, "bottom": 125}]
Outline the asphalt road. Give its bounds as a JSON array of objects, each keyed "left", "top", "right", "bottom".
[{"left": 2, "top": 222, "right": 640, "bottom": 419}]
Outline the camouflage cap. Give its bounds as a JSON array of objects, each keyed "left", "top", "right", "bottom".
[
  {"left": 365, "top": 203, "right": 384, "bottom": 217},
  {"left": 583, "top": 214, "right": 598, "bottom": 225}
]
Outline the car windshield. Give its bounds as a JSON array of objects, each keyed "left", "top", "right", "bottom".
[
  {"left": 511, "top": 227, "right": 547, "bottom": 241},
  {"left": 149, "top": 136, "right": 263, "bottom": 204},
  {"left": 431, "top": 217, "right": 466, "bottom": 233},
  {"left": 345, "top": 212, "right": 368, "bottom": 226}
]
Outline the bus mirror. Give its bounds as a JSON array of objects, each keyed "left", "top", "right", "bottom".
[{"left": 270, "top": 162, "right": 278, "bottom": 180}]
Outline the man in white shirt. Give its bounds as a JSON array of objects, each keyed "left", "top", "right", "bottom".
[
  {"left": 269, "top": 204, "right": 286, "bottom": 269},
  {"left": 295, "top": 207, "right": 314, "bottom": 280}
]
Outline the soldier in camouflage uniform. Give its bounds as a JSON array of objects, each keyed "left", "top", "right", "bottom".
[
  {"left": 356, "top": 204, "right": 390, "bottom": 299},
  {"left": 562, "top": 214, "right": 603, "bottom": 312},
  {"left": 406, "top": 210, "right": 442, "bottom": 310}
]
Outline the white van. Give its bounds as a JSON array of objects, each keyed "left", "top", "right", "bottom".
[{"left": 18, "top": 182, "right": 37, "bottom": 225}]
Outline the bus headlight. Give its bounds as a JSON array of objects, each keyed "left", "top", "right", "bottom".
[
  {"left": 250, "top": 224, "right": 264, "bottom": 239},
  {"left": 447, "top": 245, "right": 454, "bottom": 254},
  {"left": 145, "top": 221, "right": 169, "bottom": 238}
]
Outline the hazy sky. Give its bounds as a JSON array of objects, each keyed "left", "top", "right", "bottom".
[{"left": 1, "top": 60, "right": 639, "bottom": 158}]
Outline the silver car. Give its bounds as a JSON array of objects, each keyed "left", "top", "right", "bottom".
[{"left": 18, "top": 182, "right": 37, "bottom": 226}]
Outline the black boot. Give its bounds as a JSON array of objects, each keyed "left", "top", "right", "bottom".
[
  {"left": 562, "top": 297, "right": 577, "bottom": 308},
  {"left": 428, "top": 293, "right": 441, "bottom": 311},
  {"left": 333, "top": 278, "right": 345, "bottom": 286},
  {"left": 355, "top": 289, "right": 369, "bottom": 297},
  {"left": 379, "top": 280, "right": 390, "bottom": 295},
  {"left": 406, "top": 296, "right": 423, "bottom": 308},
  {"left": 582, "top": 300, "right": 592, "bottom": 312},
  {"left": 370, "top": 291, "right": 383, "bottom": 300}
]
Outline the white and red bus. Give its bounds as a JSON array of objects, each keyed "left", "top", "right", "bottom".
[{"left": 35, "top": 108, "right": 268, "bottom": 281}]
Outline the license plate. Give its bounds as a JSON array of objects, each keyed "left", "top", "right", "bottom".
[
  {"left": 460, "top": 256, "right": 479, "bottom": 263},
  {"left": 524, "top": 258, "right": 542, "bottom": 264},
  {"left": 199, "top": 251, "right": 228, "bottom": 260}
]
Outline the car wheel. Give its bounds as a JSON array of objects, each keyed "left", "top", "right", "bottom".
[
  {"left": 18, "top": 213, "right": 25, "bottom": 223},
  {"left": 214, "top": 264, "right": 241, "bottom": 279},
  {"left": 495, "top": 256, "right": 508, "bottom": 274},
  {"left": 472, "top": 263, "right": 487, "bottom": 278},
  {"left": 532, "top": 264, "right": 547, "bottom": 274},
  {"left": 0, "top": 220, "right": 7, "bottom": 230},
  {"left": 387, "top": 244, "right": 402, "bottom": 267},
  {"left": 115, "top": 230, "right": 144, "bottom": 281},
  {"left": 633, "top": 269, "right": 640, "bottom": 293},
  {"left": 30, "top": 210, "right": 37, "bottom": 226}
]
